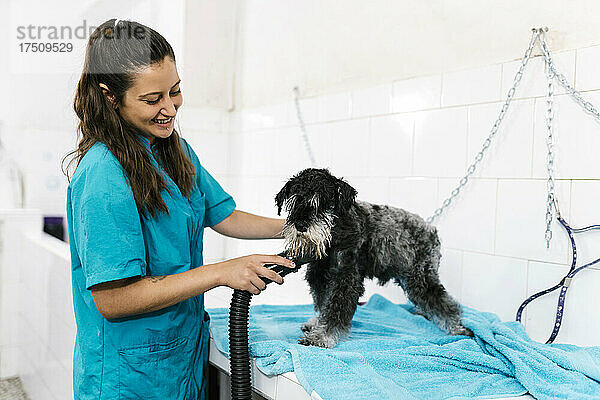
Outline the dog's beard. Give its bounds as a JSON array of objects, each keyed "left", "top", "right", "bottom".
[{"left": 283, "top": 212, "right": 334, "bottom": 259}]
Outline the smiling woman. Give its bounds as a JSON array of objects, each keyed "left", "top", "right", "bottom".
[
  {"left": 64, "top": 18, "right": 196, "bottom": 218},
  {"left": 61, "top": 18, "right": 293, "bottom": 400}
]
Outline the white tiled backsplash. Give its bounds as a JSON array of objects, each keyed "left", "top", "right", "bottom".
[{"left": 193, "top": 46, "right": 600, "bottom": 347}]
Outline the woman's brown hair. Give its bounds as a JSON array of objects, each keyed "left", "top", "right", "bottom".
[{"left": 62, "top": 18, "right": 195, "bottom": 218}]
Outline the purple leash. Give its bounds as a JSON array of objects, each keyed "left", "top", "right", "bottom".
[{"left": 515, "top": 212, "right": 600, "bottom": 344}]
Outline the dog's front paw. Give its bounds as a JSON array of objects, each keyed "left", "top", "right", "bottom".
[
  {"left": 301, "top": 316, "right": 318, "bottom": 333},
  {"left": 298, "top": 335, "right": 316, "bottom": 346},
  {"left": 298, "top": 331, "right": 338, "bottom": 348}
]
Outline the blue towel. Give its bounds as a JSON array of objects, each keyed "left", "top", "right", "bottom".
[{"left": 207, "top": 294, "right": 600, "bottom": 400}]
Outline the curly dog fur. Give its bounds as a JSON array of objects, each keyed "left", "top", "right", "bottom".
[{"left": 275, "top": 168, "right": 473, "bottom": 348}]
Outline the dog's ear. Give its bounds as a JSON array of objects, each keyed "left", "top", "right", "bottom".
[
  {"left": 275, "top": 181, "right": 292, "bottom": 216},
  {"left": 335, "top": 178, "right": 357, "bottom": 215}
]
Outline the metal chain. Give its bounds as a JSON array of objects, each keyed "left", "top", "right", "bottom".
[
  {"left": 536, "top": 29, "right": 600, "bottom": 246},
  {"left": 293, "top": 86, "right": 318, "bottom": 167},
  {"left": 538, "top": 33, "right": 600, "bottom": 121},
  {"left": 426, "top": 29, "right": 540, "bottom": 224},
  {"left": 542, "top": 27, "right": 557, "bottom": 249}
]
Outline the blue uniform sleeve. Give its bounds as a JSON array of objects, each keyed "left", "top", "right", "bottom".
[
  {"left": 180, "top": 138, "right": 236, "bottom": 228},
  {"left": 70, "top": 150, "right": 147, "bottom": 290}
]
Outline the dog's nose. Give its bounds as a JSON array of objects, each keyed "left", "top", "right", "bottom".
[{"left": 295, "top": 222, "right": 308, "bottom": 232}]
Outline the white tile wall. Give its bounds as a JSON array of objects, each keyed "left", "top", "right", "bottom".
[
  {"left": 391, "top": 74, "right": 441, "bottom": 113},
  {"left": 467, "top": 99, "right": 535, "bottom": 179},
  {"left": 532, "top": 92, "right": 600, "bottom": 179},
  {"left": 575, "top": 45, "right": 600, "bottom": 91},
  {"left": 177, "top": 107, "right": 229, "bottom": 134},
  {"left": 461, "top": 252, "right": 528, "bottom": 322},
  {"left": 350, "top": 83, "right": 392, "bottom": 118},
  {"left": 303, "top": 124, "right": 334, "bottom": 169},
  {"left": 316, "top": 91, "right": 351, "bottom": 122},
  {"left": 368, "top": 114, "right": 413, "bottom": 177},
  {"left": 413, "top": 107, "right": 468, "bottom": 177},
  {"left": 388, "top": 177, "right": 438, "bottom": 218},
  {"left": 293, "top": 95, "right": 319, "bottom": 125},
  {"left": 436, "top": 178, "right": 497, "bottom": 254},
  {"left": 249, "top": 130, "right": 279, "bottom": 176},
  {"left": 442, "top": 64, "right": 503, "bottom": 107},
  {"left": 185, "top": 131, "right": 231, "bottom": 176},
  {"left": 328, "top": 119, "right": 370, "bottom": 177},
  {"left": 275, "top": 127, "right": 306, "bottom": 176},
  {"left": 350, "top": 176, "right": 389, "bottom": 205},
  {"left": 495, "top": 179, "right": 572, "bottom": 264},
  {"left": 228, "top": 131, "right": 253, "bottom": 176}
]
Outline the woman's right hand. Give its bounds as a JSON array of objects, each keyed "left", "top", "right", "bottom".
[{"left": 217, "top": 254, "right": 296, "bottom": 294}]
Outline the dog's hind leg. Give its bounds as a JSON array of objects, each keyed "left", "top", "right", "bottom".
[{"left": 403, "top": 270, "right": 474, "bottom": 337}]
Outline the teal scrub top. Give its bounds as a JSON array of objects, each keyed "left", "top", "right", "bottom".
[{"left": 66, "top": 134, "right": 236, "bottom": 399}]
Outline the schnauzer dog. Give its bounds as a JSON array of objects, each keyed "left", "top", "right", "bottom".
[{"left": 275, "top": 168, "right": 474, "bottom": 348}]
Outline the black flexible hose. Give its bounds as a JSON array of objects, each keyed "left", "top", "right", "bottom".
[
  {"left": 228, "top": 253, "right": 310, "bottom": 400},
  {"left": 229, "top": 289, "right": 253, "bottom": 400}
]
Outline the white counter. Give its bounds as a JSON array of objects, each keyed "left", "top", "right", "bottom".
[
  {"left": 208, "top": 336, "right": 323, "bottom": 400},
  {"left": 208, "top": 335, "right": 535, "bottom": 400}
]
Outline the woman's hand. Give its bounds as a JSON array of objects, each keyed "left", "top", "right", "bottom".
[{"left": 217, "top": 254, "right": 296, "bottom": 294}]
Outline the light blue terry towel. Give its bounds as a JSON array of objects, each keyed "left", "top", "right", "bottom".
[{"left": 207, "top": 294, "right": 600, "bottom": 400}]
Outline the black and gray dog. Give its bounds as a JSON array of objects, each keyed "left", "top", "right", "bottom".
[{"left": 275, "top": 168, "right": 474, "bottom": 348}]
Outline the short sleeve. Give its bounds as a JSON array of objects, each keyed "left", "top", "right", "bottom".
[
  {"left": 180, "top": 138, "right": 236, "bottom": 228},
  {"left": 69, "top": 151, "right": 147, "bottom": 289}
]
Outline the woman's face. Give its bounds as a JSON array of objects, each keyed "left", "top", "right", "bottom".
[{"left": 118, "top": 56, "right": 183, "bottom": 144}]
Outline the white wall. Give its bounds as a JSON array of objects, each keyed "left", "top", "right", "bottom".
[
  {"left": 1, "top": 0, "right": 186, "bottom": 216},
  {"left": 181, "top": 0, "right": 239, "bottom": 109},
  {"left": 0, "top": 210, "right": 44, "bottom": 378},
  {"left": 18, "top": 231, "right": 73, "bottom": 400},
  {"left": 0, "top": 209, "right": 75, "bottom": 399},
  {"left": 235, "top": 0, "right": 600, "bottom": 108}
]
